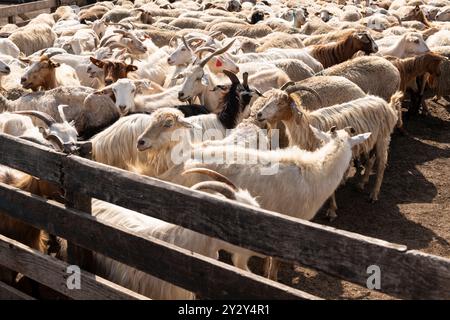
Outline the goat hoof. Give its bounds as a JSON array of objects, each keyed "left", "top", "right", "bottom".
[
  {"left": 326, "top": 210, "right": 337, "bottom": 222},
  {"left": 368, "top": 196, "right": 378, "bottom": 204}
]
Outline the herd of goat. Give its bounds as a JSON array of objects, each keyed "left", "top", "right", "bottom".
[{"left": 0, "top": 0, "right": 449, "bottom": 299}]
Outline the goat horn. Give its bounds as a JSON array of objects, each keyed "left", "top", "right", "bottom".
[
  {"left": 14, "top": 111, "right": 56, "bottom": 127},
  {"left": 45, "top": 51, "right": 62, "bottom": 59},
  {"left": 222, "top": 69, "right": 240, "bottom": 84},
  {"left": 191, "top": 181, "right": 237, "bottom": 200},
  {"left": 113, "top": 29, "right": 130, "bottom": 36},
  {"left": 181, "top": 35, "right": 193, "bottom": 52},
  {"left": 182, "top": 168, "right": 238, "bottom": 190},
  {"left": 286, "top": 85, "right": 323, "bottom": 108},
  {"left": 198, "top": 39, "right": 236, "bottom": 68},
  {"left": 100, "top": 34, "right": 117, "bottom": 47},
  {"left": 280, "top": 81, "right": 295, "bottom": 90},
  {"left": 45, "top": 133, "right": 65, "bottom": 152},
  {"left": 208, "top": 31, "right": 223, "bottom": 39},
  {"left": 169, "top": 35, "right": 179, "bottom": 47}
]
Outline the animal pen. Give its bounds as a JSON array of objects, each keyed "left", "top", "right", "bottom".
[
  {"left": 0, "top": 132, "right": 449, "bottom": 300},
  {"left": 0, "top": 0, "right": 90, "bottom": 25}
]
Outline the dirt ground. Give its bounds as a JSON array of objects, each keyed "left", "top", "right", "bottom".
[{"left": 266, "top": 98, "right": 450, "bottom": 299}]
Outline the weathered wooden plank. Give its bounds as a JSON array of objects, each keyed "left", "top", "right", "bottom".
[
  {"left": 0, "top": 1, "right": 56, "bottom": 19},
  {"left": 0, "top": 182, "right": 317, "bottom": 300},
  {"left": 7, "top": 16, "right": 16, "bottom": 24},
  {"left": 64, "top": 156, "right": 450, "bottom": 300},
  {"left": 0, "top": 234, "right": 147, "bottom": 300},
  {"left": 0, "top": 133, "right": 62, "bottom": 184},
  {"left": 0, "top": 281, "right": 35, "bottom": 300},
  {"left": 64, "top": 151, "right": 93, "bottom": 272}
]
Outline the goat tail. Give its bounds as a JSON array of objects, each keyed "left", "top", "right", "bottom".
[{"left": 389, "top": 91, "right": 404, "bottom": 129}]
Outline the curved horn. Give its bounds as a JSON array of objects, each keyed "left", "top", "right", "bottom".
[
  {"left": 181, "top": 35, "right": 192, "bottom": 52},
  {"left": 280, "top": 81, "right": 295, "bottom": 90},
  {"left": 14, "top": 111, "right": 56, "bottom": 127},
  {"left": 100, "top": 34, "right": 118, "bottom": 47},
  {"left": 222, "top": 69, "right": 240, "bottom": 84},
  {"left": 182, "top": 168, "right": 237, "bottom": 190},
  {"left": 169, "top": 35, "right": 179, "bottom": 47},
  {"left": 45, "top": 51, "right": 62, "bottom": 59},
  {"left": 285, "top": 85, "right": 323, "bottom": 108},
  {"left": 208, "top": 31, "right": 223, "bottom": 39},
  {"left": 199, "top": 39, "right": 236, "bottom": 68},
  {"left": 191, "top": 181, "right": 237, "bottom": 200},
  {"left": 45, "top": 134, "right": 65, "bottom": 152},
  {"left": 113, "top": 29, "right": 130, "bottom": 36}
]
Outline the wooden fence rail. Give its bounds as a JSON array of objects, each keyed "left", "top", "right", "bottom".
[
  {"left": 0, "top": 133, "right": 450, "bottom": 299},
  {"left": 0, "top": 0, "right": 88, "bottom": 25}
]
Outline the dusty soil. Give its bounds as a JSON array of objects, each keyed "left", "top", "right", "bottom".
[{"left": 271, "top": 98, "right": 450, "bottom": 299}]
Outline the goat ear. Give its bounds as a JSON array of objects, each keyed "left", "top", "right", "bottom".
[
  {"left": 126, "top": 64, "right": 138, "bottom": 72},
  {"left": 350, "top": 132, "right": 371, "bottom": 147},
  {"left": 90, "top": 57, "right": 104, "bottom": 68},
  {"left": 309, "top": 125, "right": 330, "bottom": 142},
  {"left": 94, "top": 87, "right": 112, "bottom": 95}
]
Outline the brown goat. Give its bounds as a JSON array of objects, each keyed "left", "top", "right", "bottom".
[
  {"left": 403, "top": 5, "right": 433, "bottom": 28},
  {"left": 20, "top": 55, "right": 80, "bottom": 91},
  {"left": 0, "top": 168, "right": 63, "bottom": 285},
  {"left": 309, "top": 31, "right": 378, "bottom": 68},
  {"left": 385, "top": 52, "right": 445, "bottom": 91},
  {"left": 89, "top": 57, "right": 138, "bottom": 86}
]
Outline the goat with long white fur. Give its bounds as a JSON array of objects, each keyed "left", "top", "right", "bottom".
[
  {"left": 255, "top": 89, "right": 401, "bottom": 218},
  {"left": 92, "top": 168, "right": 265, "bottom": 300}
]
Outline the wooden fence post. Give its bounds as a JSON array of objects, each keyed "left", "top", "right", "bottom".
[{"left": 64, "top": 143, "right": 93, "bottom": 272}]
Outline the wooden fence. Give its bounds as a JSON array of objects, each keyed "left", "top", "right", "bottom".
[
  {"left": 0, "top": 132, "right": 449, "bottom": 300},
  {"left": 0, "top": 0, "right": 89, "bottom": 25}
]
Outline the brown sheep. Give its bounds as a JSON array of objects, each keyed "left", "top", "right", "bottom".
[{"left": 309, "top": 31, "right": 379, "bottom": 68}]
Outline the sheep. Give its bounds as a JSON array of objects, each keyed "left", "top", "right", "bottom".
[
  {"left": 255, "top": 32, "right": 305, "bottom": 52},
  {"left": 91, "top": 170, "right": 264, "bottom": 299},
  {"left": 169, "top": 17, "right": 209, "bottom": 30},
  {"left": 78, "top": 5, "right": 110, "bottom": 24},
  {"left": 421, "top": 46, "right": 450, "bottom": 100},
  {"left": 236, "top": 48, "right": 324, "bottom": 73},
  {"left": 435, "top": 6, "right": 450, "bottom": 21},
  {"left": 377, "top": 32, "right": 430, "bottom": 57},
  {"left": 426, "top": 30, "right": 450, "bottom": 48},
  {"left": 320, "top": 56, "right": 401, "bottom": 101},
  {"left": 308, "top": 31, "right": 379, "bottom": 68},
  {"left": 8, "top": 24, "right": 57, "bottom": 56},
  {"left": 255, "top": 91, "right": 400, "bottom": 217},
  {"left": 20, "top": 52, "right": 80, "bottom": 91},
  {"left": 285, "top": 76, "right": 367, "bottom": 111},
  {"left": 208, "top": 22, "right": 273, "bottom": 38},
  {"left": 0, "top": 39, "right": 20, "bottom": 58}
]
